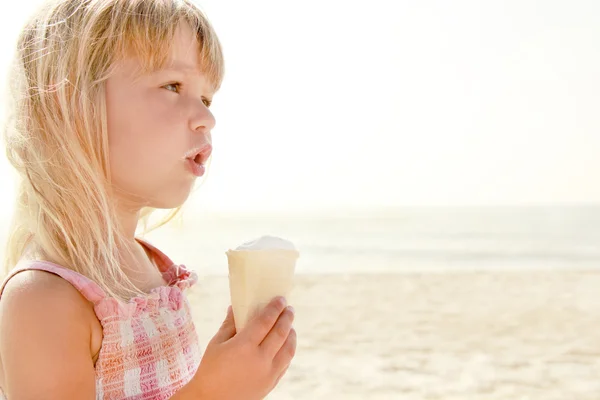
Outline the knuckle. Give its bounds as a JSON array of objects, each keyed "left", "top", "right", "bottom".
[
  {"left": 287, "top": 342, "right": 296, "bottom": 358},
  {"left": 258, "top": 348, "right": 271, "bottom": 367},
  {"left": 280, "top": 331, "right": 295, "bottom": 358},
  {"left": 269, "top": 306, "right": 282, "bottom": 320},
  {"left": 260, "top": 313, "right": 276, "bottom": 330},
  {"left": 288, "top": 331, "right": 297, "bottom": 356},
  {"left": 253, "top": 341, "right": 269, "bottom": 360},
  {"left": 276, "top": 321, "right": 289, "bottom": 337},
  {"left": 241, "top": 339, "right": 255, "bottom": 353},
  {"left": 270, "top": 305, "right": 281, "bottom": 316}
]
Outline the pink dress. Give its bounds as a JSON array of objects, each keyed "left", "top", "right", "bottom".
[{"left": 0, "top": 238, "right": 202, "bottom": 399}]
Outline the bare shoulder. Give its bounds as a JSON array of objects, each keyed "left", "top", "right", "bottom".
[
  {"left": 0, "top": 269, "right": 93, "bottom": 315},
  {"left": 0, "top": 270, "right": 99, "bottom": 398}
]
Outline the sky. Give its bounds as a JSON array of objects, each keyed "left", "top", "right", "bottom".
[{"left": 0, "top": 0, "right": 599, "bottom": 216}]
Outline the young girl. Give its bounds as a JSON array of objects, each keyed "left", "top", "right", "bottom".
[{"left": 0, "top": 0, "right": 296, "bottom": 399}]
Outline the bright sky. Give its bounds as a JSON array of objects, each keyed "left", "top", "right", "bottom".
[{"left": 0, "top": 0, "right": 599, "bottom": 216}]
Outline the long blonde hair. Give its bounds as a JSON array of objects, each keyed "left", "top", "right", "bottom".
[{"left": 1, "top": 0, "right": 224, "bottom": 301}]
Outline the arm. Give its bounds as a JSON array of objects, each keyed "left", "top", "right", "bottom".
[{"left": 0, "top": 271, "right": 97, "bottom": 399}]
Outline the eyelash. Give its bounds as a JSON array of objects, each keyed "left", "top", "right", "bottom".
[{"left": 163, "top": 82, "right": 212, "bottom": 107}]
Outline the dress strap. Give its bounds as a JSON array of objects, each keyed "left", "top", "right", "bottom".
[
  {"left": 0, "top": 238, "right": 184, "bottom": 306},
  {"left": 0, "top": 260, "right": 107, "bottom": 305},
  {"left": 135, "top": 237, "right": 177, "bottom": 272}
]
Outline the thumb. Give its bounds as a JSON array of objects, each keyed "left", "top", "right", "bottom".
[{"left": 211, "top": 305, "right": 236, "bottom": 344}]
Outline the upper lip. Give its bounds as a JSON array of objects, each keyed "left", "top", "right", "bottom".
[{"left": 185, "top": 144, "right": 212, "bottom": 165}]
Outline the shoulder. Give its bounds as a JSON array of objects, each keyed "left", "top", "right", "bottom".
[
  {"left": 0, "top": 268, "right": 98, "bottom": 339},
  {"left": 0, "top": 270, "right": 99, "bottom": 398},
  {"left": 1, "top": 268, "right": 92, "bottom": 311}
]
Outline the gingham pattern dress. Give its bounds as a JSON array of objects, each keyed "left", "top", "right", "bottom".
[{"left": 0, "top": 239, "right": 202, "bottom": 400}]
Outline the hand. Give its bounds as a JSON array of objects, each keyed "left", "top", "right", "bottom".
[{"left": 190, "top": 296, "right": 296, "bottom": 400}]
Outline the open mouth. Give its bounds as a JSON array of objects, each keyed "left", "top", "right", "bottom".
[
  {"left": 185, "top": 145, "right": 212, "bottom": 177},
  {"left": 186, "top": 157, "right": 205, "bottom": 177},
  {"left": 186, "top": 145, "right": 212, "bottom": 164}
]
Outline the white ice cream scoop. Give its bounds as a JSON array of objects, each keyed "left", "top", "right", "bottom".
[{"left": 234, "top": 235, "right": 297, "bottom": 251}]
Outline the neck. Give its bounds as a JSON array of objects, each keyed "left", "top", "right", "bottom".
[
  {"left": 115, "top": 204, "right": 141, "bottom": 242},
  {"left": 113, "top": 200, "right": 146, "bottom": 265},
  {"left": 113, "top": 202, "right": 163, "bottom": 290}
]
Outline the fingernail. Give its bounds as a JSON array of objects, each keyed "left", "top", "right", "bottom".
[{"left": 287, "top": 306, "right": 295, "bottom": 315}]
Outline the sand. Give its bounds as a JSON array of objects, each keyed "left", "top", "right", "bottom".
[{"left": 188, "top": 270, "right": 600, "bottom": 400}]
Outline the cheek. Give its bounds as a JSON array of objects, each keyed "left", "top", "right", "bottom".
[{"left": 107, "top": 92, "right": 182, "bottom": 184}]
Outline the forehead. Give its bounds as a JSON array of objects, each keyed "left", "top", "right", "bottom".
[
  {"left": 166, "top": 22, "right": 202, "bottom": 73},
  {"left": 114, "top": 21, "right": 210, "bottom": 86}
]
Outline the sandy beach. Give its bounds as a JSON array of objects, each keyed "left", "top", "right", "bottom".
[{"left": 188, "top": 270, "right": 600, "bottom": 400}]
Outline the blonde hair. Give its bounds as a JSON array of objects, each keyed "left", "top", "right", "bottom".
[{"left": 1, "top": 0, "right": 224, "bottom": 301}]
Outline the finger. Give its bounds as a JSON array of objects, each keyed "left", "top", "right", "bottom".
[
  {"left": 210, "top": 305, "right": 236, "bottom": 344},
  {"left": 260, "top": 305, "right": 294, "bottom": 359},
  {"left": 273, "top": 364, "right": 290, "bottom": 388},
  {"left": 271, "top": 326, "right": 296, "bottom": 373},
  {"left": 240, "top": 296, "right": 287, "bottom": 346}
]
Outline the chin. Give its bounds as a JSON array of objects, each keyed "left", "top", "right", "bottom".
[
  {"left": 149, "top": 183, "right": 195, "bottom": 209},
  {"left": 150, "top": 199, "right": 187, "bottom": 209},
  {"left": 153, "top": 194, "right": 193, "bottom": 209}
]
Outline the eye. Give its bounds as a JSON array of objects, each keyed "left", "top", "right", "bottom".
[
  {"left": 162, "top": 81, "right": 212, "bottom": 107},
  {"left": 163, "top": 82, "right": 182, "bottom": 93}
]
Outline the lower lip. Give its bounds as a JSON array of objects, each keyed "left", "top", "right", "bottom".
[{"left": 186, "top": 158, "right": 205, "bottom": 177}]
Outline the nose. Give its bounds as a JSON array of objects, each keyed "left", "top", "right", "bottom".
[{"left": 189, "top": 100, "right": 216, "bottom": 134}]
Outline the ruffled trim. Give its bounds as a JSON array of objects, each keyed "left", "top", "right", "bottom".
[{"left": 93, "top": 263, "right": 198, "bottom": 321}]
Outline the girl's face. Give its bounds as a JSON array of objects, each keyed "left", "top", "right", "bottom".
[{"left": 105, "top": 21, "right": 215, "bottom": 210}]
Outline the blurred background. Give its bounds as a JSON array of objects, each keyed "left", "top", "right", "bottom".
[{"left": 1, "top": 0, "right": 600, "bottom": 399}]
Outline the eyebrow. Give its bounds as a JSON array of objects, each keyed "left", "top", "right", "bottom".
[{"left": 162, "top": 61, "right": 203, "bottom": 74}]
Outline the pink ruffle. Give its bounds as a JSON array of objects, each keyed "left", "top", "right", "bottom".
[{"left": 93, "top": 264, "right": 198, "bottom": 320}]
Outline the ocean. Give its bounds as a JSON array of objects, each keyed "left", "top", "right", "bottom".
[{"left": 137, "top": 205, "right": 600, "bottom": 275}]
